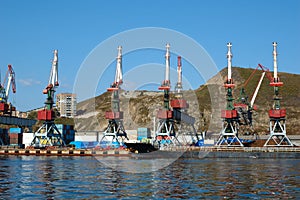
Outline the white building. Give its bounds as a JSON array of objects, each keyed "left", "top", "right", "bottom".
[{"left": 56, "top": 93, "right": 77, "bottom": 118}]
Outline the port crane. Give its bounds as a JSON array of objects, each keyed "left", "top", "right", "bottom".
[
  {"left": 216, "top": 43, "right": 243, "bottom": 146},
  {"left": 234, "top": 63, "right": 272, "bottom": 135},
  {"left": 0, "top": 64, "right": 36, "bottom": 146},
  {"left": 155, "top": 44, "right": 179, "bottom": 147},
  {"left": 0, "top": 66, "right": 15, "bottom": 145},
  {"left": 264, "top": 42, "right": 293, "bottom": 146},
  {"left": 155, "top": 44, "right": 200, "bottom": 148},
  {"left": 31, "top": 50, "right": 65, "bottom": 148},
  {"left": 0, "top": 64, "right": 16, "bottom": 116},
  {"left": 170, "top": 56, "right": 202, "bottom": 146},
  {"left": 100, "top": 46, "right": 128, "bottom": 147}
]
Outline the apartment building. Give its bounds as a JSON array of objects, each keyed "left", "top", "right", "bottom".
[{"left": 56, "top": 93, "right": 77, "bottom": 118}]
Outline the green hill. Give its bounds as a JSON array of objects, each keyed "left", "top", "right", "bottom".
[
  {"left": 194, "top": 67, "right": 300, "bottom": 134},
  {"left": 74, "top": 67, "right": 300, "bottom": 135}
]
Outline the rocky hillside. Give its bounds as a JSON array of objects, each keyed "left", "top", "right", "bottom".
[{"left": 75, "top": 67, "right": 300, "bottom": 136}]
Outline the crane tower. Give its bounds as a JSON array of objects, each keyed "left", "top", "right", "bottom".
[
  {"left": 170, "top": 56, "right": 202, "bottom": 146},
  {"left": 264, "top": 42, "right": 293, "bottom": 146},
  {"left": 216, "top": 43, "right": 243, "bottom": 146},
  {"left": 155, "top": 44, "right": 201, "bottom": 148},
  {"left": 100, "top": 46, "right": 128, "bottom": 147},
  {"left": 31, "top": 50, "right": 65, "bottom": 148},
  {"left": 155, "top": 44, "right": 180, "bottom": 147}
]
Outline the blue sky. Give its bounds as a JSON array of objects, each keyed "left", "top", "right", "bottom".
[{"left": 0, "top": 0, "right": 299, "bottom": 111}]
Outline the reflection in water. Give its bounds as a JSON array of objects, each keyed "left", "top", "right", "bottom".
[
  {"left": 0, "top": 156, "right": 299, "bottom": 199},
  {"left": 0, "top": 156, "right": 11, "bottom": 198}
]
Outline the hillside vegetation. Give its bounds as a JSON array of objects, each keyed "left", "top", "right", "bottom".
[{"left": 74, "top": 67, "right": 300, "bottom": 135}]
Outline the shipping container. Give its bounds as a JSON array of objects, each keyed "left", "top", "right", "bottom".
[
  {"left": 9, "top": 127, "right": 23, "bottom": 134},
  {"left": 195, "top": 140, "right": 204, "bottom": 146},
  {"left": 137, "top": 127, "right": 151, "bottom": 138},
  {"left": 137, "top": 127, "right": 150, "bottom": 132},
  {"left": 56, "top": 124, "right": 66, "bottom": 130},
  {"left": 75, "top": 135, "right": 97, "bottom": 142},
  {"left": 65, "top": 125, "right": 71, "bottom": 130},
  {"left": 126, "top": 130, "right": 138, "bottom": 140},
  {"left": 56, "top": 124, "right": 74, "bottom": 133},
  {"left": 69, "top": 141, "right": 99, "bottom": 149},
  {"left": 22, "top": 133, "right": 34, "bottom": 148},
  {"left": 9, "top": 133, "right": 23, "bottom": 145},
  {"left": 65, "top": 134, "right": 74, "bottom": 141},
  {"left": 137, "top": 136, "right": 148, "bottom": 141},
  {"left": 0, "top": 102, "right": 9, "bottom": 111},
  {"left": 64, "top": 130, "right": 75, "bottom": 144},
  {"left": 0, "top": 129, "right": 8, "bottom": 145}
]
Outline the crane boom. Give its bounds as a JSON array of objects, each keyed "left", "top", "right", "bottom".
[
  {"left": 1, "top": 65, "right": 16, "bottom": 103},
  {"left": 165, "top": 43, "right": 170, "bottom": 82},
  {"left": 227, "top": 42, "right": 233, "bottom": 81},
  {"left": 175, "top": 56, "right": 183, "bottom": 95},
  {"left": 43, "top": 50, "right": 59, "bottom": 96},
  {"left": 114, "top": 46, "right": 123, "bottom": 86},
  {"left": 48, "top": 50, "right": 59, "bottom": 87},
  {"left": 272, "top": 42, "right": 278, "bottom": 81},
  {"left": 158, "top": 44, "right": 171, "bottom": 90},
  {"left": 258, "top": 63, "right": 273, "bottom": 82},
  {"left": 240, "top": 64, "right": 272, "bottom": 109},
  {"left": 5, "top": 65, "right": 16, "bottom": 99},
  {"left": 7, "top": 65, "right": 16, "bottom": 98},
  {"left": 107, "top": 46, "right": 123, "bottom": 91},
  {"left": 250, "top": 71, "right": 265, "bottom": 107}
]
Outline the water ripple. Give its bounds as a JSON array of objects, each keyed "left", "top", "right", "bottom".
[{"left": 0, "top": 156, "right": 299, "bottom": 199}]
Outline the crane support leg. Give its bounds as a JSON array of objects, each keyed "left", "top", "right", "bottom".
[
  {"left": 100, "top": 119, "right": 128, "bottom": 147},
  {"left": 264, "top": 118, "right": 293, "bottom": 146},
  {"left": 154, "top": 119, "right": 181, "bottom": 149},
  {"left": 31, "top": 121, "right": 66, "bottom": 148},
  {"left": 216, "top": 119, "right": 243, "bottom": 147}
]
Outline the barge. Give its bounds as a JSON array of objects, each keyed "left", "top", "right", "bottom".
[{"left": 0, "top": 146, "right": 299, "bottom": 159}]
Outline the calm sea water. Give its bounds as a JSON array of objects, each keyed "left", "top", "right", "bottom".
[{"left": 0, "top": 155, "right": 299, "bottom": 199}]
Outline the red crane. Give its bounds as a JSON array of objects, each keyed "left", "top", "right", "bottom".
[
  {"left": 216, "top": 43, "right": 243, "bottom": 146},
  {"left": 100, "top": 46, "right": 128, "bottom": 148},
  {"left": 264, "top": 42, "right": 293, "bottom": 146},
  {"left": 154, "top": 44, "right": 179, "bottom": 148},
  {"left": 0, "top": 64, "right": 16, "bottom": 115},
  {"left": 31, "top": 50, "right": 65, "bottom": 148},
  {"left": 234, "top": 63, "right": 272, "bottom": 135}
]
